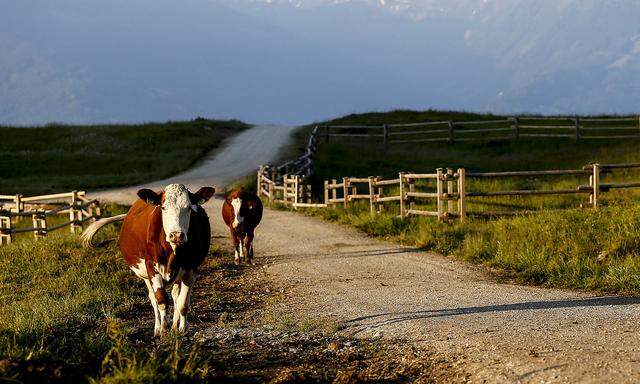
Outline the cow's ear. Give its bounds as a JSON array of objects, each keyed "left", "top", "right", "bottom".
[
  {"left": 137, "top": 189, "right": 162, "bottom": 205},
  {"left": 191, "top": 187, "right": 215, "bottom": 205}
]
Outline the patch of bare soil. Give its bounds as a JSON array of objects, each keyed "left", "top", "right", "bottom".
[{"left": 187, "top": 252, "right": 464, "bottom": 383}]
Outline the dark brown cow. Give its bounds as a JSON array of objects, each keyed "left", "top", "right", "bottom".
[
  {"left": 82, "top": 183, "right": 215, "bottom": 336},
  {"left": 222, "top": 189, "right": 263, "bottom": 264}
]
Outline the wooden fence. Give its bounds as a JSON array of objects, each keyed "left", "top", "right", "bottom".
[
  {"left": 324, "top": 163, "right": 640, "bottom": 220},
  {"left": 258, "top": 163, "right": 640, "bottom": 219},
  {"left": 322, "top": 116, "right": 640, "bottom": 144},
  {"left": 0, "top": 191, "right": 101, "bottom": 245},
  {"left": 257, "top": 125, "right": 323, "bottom": 208}
]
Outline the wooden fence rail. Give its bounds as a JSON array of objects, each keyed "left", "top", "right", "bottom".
[
  {"left": 0, "top": 191, "right": 101, "bottom": 245},
  {"left": 322, "top": 115, "right": 640, "bottom": 144}
]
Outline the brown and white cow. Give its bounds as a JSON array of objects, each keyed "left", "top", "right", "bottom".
[
  {"left": 82, "top": 184, "right": 215, "bottom": 336},
  {"left": 222, "top": 189, "right": 263, "bottom": 265}
]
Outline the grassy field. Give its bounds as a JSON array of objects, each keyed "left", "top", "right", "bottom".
[
  {"left": 0, "top": 119, "right": 248, "bottom": 196},
  {"left": 291, "top": 109, "right": 640, "bottom": 294},
  {"left": 0, "top": 205, "right": 224, "bottom": 383}
]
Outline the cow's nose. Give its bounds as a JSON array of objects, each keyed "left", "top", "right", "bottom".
[{"left": 169, "top": 232, "right": 186, "bottom": 244}]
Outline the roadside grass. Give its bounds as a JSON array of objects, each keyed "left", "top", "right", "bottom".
[
  {"left": 0, "top": 204, "right": 225, "bottom": 383},
  {"left": 224, "top": 172, "right": 257, "bottom": 194},
  {"left": 306, "top": 203, "right": 640, "bottom": 295},
  {"left": 0, "top": 118, "right": 248, "bottom": 196},
  {"left": 282, "top": 109, "right": 640, "bottom": 294}
]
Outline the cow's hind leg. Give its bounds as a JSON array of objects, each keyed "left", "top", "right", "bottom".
[
  {"left": 144, "top": 279, "right": 161, "bottom": 337},
  {"left": 176, "top": 270, "right": 196, "bottom": 333},
  {"left": 171, "top": 281, "right": 181, "bottom": 331}
]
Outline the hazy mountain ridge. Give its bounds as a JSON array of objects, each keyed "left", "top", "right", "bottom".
[{"left": 1, "top": 0, "right": 638, "bottom": 125}]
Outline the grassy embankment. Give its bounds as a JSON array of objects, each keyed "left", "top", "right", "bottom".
[
  {"left": 0, "top": 118, "right": 248, "bottom": 195},
  {"left": 296, "top": 110, "right": 640, "bottom": 294}
]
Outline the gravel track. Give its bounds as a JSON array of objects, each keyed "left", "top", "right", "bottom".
[{"left": 94, "top": 124, "right": 640, "bottom": 383}]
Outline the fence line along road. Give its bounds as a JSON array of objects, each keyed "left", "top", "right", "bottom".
[
  {"left": 257, "top": 125, "right": 322, "bottom": 207},
  {"left": 257, "top": 162, "right": 640, "bottom": 220},
  {"left": 257, "top": 115, "right": 640, "bottom": 214},
  {"left": 0, "top": 191, "right": 101, "bottom": 245},
  {"left": 322, "top": 116, "right": 640, "bottom": 144}
]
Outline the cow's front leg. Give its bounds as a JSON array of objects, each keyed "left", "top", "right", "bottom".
[
  {"left": 230, "top": 227, "right": 241, "bottom": 265},
  {"left": 176, "top": 270, "right": 196, "bottom": 333},
  {"left": 151, "top": 273, "right": 168, "bottom": 336},
  {"left": 244, "top": 233, "right": 254, "bottom": 265},
  {"left": 171, "top": 281, "right": 181, "bottom": 331},
  {"left": 144, "top": 279, "right": 161, "bottom": 336}
]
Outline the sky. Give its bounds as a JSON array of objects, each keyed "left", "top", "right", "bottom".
[{"left": 1, "top": 0, "right": 639, "bottom": 126}]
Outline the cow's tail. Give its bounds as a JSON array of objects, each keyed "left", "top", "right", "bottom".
[{"left": 81, "top": 214, "right": 127, "bottom": 248}]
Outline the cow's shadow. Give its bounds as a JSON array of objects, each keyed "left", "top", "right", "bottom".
[{"left": 342, "top": 296, "right": 640, "bottom": 335}]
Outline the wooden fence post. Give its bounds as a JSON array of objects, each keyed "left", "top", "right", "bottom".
[
  {"left": 32, "top": 209, "right": 47, "bottom": 240},
  {"left": 0, "top": 216, "right": 12, "bottom": 245},
  {"left": 513, "top": 116, "right": 520, "bottom": 140},
  {"left": 331, "top": 179, "right": 337, "bottom": 209},
  {"left": 70, "top": 191, "right": 82, "bottom": 234},
  {"left": 383, "top": 124, "right": 389, "bottom": 145},
  {"left": 368, "top": 176, "right": 376, "bottom": 214},
  {"left": 268, "top": 181, "right": 274, "bottom": 204},
  {"left": 591, "top": 163, "right": 600, "bottom": 208},
  {"left": 436, "top": 168, "right": 444, "bottom": 221},
  {"left": 575, "top": 116, "right": 581, "bottom": 141},
  {"left": 283, "top": 174, "right": 289, "bottom": 205},
  {"left": 457, "top": 168, "right": 466, "bottom": 221},
  {"left": 376, "top": 177, "right": 384, "bottom": 213},
  {"left": 399, "top": 172, "right": 406, "bottom": 218},
  {"left": 12, "top": 194, "right": 23, "bottom": 223},
  {"left": 448, "top": 121, "right": 454, "bottom": 143},
  {"left": 257, "top": 165, "right": 264, "bottom": 196},
  {"left": 325, "top": 125, "right": 330, "bottom": 143},
  {"left": 408, "top": 177, "right": 415, "bottom": 212},
  {"left": 293, "top": 175, "right": 300, "bottom": 208},
  {"left": 343, "top": 177, "right": 350, "bottom": 209},
  {"left": 324, "top": 180, "right": 330, "bottom": 207},
  {"left": 447, "top": 168, "right": 454, "bottom": 216}
]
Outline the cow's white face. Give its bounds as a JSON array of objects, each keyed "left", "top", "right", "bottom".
[
  {"left": 231, "top": 197, "right": 243, "bottom": 229},
  {"left": 162, "top": 184, "right": 195, "bottom": 249}
]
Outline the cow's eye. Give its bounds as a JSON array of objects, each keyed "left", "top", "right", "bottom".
[{"left": 161, "top": 206, "right": 167, "bottom": 211}]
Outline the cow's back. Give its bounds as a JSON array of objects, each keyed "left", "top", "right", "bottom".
[
  {"left": 119, "top": 200, "right": 160, "bottom": 267},
  {"left": 221, "top": 200, "right": 234, "bottom": 227}
]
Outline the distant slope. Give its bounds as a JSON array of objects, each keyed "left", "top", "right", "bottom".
[{"left": 0, "top": 119, "right": 248, "bottom": 195}]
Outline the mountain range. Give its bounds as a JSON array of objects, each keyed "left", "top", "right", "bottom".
[{"left": 1, "top": 0, "right": 639, "bottom": 125}]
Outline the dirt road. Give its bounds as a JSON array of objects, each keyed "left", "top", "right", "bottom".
[
  {"left": 93, "top": 124, "right": 297, "bottom": 202},
  {"left": 95, "top": 124, "right": 640, "bottom": 383}
]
